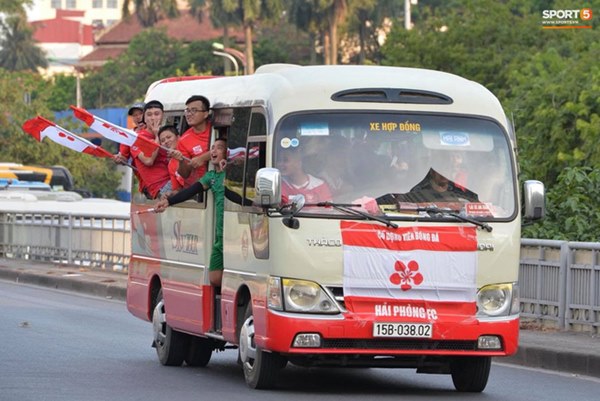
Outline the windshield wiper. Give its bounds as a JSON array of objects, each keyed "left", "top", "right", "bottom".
[
  {"left": 415, "top": 206, "right": 493, "bottom": 232},
  {"left": 310, "top": 201, "right": 398, "bottom": 228}
]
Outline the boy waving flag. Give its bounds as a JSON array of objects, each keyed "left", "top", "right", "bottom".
[
  {"left": 70, "top": 105, "right": 159, "bottom": 157},
  {"left": 22, "top": 116, "right": 113, "bottom": 158}
]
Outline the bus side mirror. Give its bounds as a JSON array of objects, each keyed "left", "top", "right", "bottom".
[
  {"left": 523, "top": 180, "right": 545, "bottom": 221},
  {"left": 255, "top": 168, "right": 282, "bottom": 207}
]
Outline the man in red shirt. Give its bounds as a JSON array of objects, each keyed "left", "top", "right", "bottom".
[
  {"left": 158, "top": 125, "right": 185, "bottom": 193},
  {"left": 278, "top": 148, "right": 332, "bottom": 203},
  {"left": 177, "top": 95, "right": 212, "bottom": 188},
  {"left": 130, "top": 100, "right": 171, "bottom": 199},
  {"left": 114, "top": 102, "right": 146, "bottom": 165}
]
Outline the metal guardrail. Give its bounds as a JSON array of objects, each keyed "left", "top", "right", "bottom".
[
  {"left": 0, "top": 211, "right": 130, "bottom": 271},
  {"left": 0, "top": 210, "right": 598, "bottom": 334},
  {"left": 520, "top": 239, "right": 599, "bottom": 334}
]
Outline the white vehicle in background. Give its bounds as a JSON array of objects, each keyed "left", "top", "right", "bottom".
[{"left": 126, "top": 64, "right": 545, "bottom": 392}]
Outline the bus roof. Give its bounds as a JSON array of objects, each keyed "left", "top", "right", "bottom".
[{"left": 145, "top": 64, "right": 509, "bottom": 129}]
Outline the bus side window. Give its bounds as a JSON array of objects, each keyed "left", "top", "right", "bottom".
[
  {"left": 224, "top": 108, "right": 252, "bottom": 209},
  {"left": 245, "top": 112, "right": 267, "bottom": 205}
]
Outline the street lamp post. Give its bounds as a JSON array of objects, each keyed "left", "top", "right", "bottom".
[
  {"left": 75, "top": 68, "right": 82, "bottom": 108},
  {"left": 212, "top": 51, "right": 239, "bottom": 76},
  {"left": 212, "top": 43, "right": 246, "bottom": 75}
]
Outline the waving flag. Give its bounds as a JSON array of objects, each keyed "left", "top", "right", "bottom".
[
  {"left": 22, "top": 116, "right": 113, "bottom": 158},
  {"left": 228, "top": 146, "right": 260, "bottom": 162},
  {"left": 70, "top": 105, "right": 158, "bottom": 157},
  {"left": 341, "top": 222, "right": 478, "bottom": 317}
]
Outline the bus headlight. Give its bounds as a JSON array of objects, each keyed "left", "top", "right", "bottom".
[
  {"left": 279, "top": 278, "right": 339, "bottom": 314},
  {"left": 477, "top": 283, "right": 515, "bottom": 317}
]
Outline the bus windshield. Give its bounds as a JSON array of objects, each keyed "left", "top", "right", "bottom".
[{"left": 274, "top": 112, "right": 516, "bottom": 220}]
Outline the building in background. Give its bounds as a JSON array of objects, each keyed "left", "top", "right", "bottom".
[
  {"left": 27, "top": 0, "right": 125, "bottom": 75},
  {"left": 79, "top": 8, "right": 244, "bottom": 71},
  {"left": 31, "top": 9, "right": 94, "bottom": 74},
  {"left": 27, "top": 0, "right": 124, "bottom": 29}
]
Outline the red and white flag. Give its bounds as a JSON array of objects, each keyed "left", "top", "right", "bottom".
[
  {"left": 228, "top": 146, "right": 259, "bottom": 162},
  {"left": 22, "top": 116, "right": 113, "bottom": 158},
  {"left": 70, "top": 105, "right": 159, "bottom": 157},
  {"left": 341, "top": 221, "right": 478, "bottom": 314}
]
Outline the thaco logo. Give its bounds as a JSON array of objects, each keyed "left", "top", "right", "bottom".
[{"left": 541, "top": 8, "right": 593, "bottom": 29}]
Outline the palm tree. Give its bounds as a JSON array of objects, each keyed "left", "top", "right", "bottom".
[
  {"left": 0, "top": 0, "right": 29, "bottom": 14},
  {"left": 288, "top": 0, "right": 327, "bottom": 64},
  {"left": 349, "top": 0, "right": 403, "bottom": 64},
  {"left": 223, "top": 0, "right": 284, "bottom": 74},
  {"left": 0, "top": 14, "right": 48, "bottom": 71},
  {"left": 323, "top": 0, "right": 348, "bottom": 65},
  {"left": 188, "top": 0, "right": 243, "bottom": 74},
  {"left": 121, "top": 0, "right": 179, "bottom": 27},
  {"left": 289, "top": 0, "right": 347, "bottom": 65}
]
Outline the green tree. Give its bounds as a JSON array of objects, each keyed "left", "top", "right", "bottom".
[
  {"left": 0, "top": 69, "right": 120, "bottom": 197},
  {"left": 506, "top": 42, "right": 600, "bottom": 185},
  {"left": 346, "top": 0, "right": 402, "bottom": 64},
  {"left": 321, "top": 0, "right": 348, "bottom": 64},
  {"left": 289, "top": 0, "right": 347, "bottom": 65},
  {"left": 188, "top": 0, "right": 243, "bottom": 74},
  {"left": 221, "top": 0, "right": 284, "bottom": 74},
  {"left": 380, "top": 0, "right": 600, "bottom": 239},
  {"left": 82, "top": 30, "right": 228, "bottom": 108},
  {"left": 381, "top": 0, "right": 544, "bottom": 95},
  {"left": 47, "top": 74, "right": 77, "bottom": 112},
  {"left": 175, "top": 40, "right": 225, "bottom": 76},
  {"left": 0, "top": 0, "right": 30, "bottom": 14},
  {"left": 0, "top": 14, "right": 48, "bottom": 71},
  {"left": 254, "top": 22, "right": 310, "bottom": 66},
  {"left": 82, "top": 29, "right": 184, "bottom": 108},
  {"left": 523, "top": 168, "right": 600, "bottom": 241},
  {"left": 288, "top": 0, "right": 327, "bottom": 64},
  {"left": 121, "top": 0, "right": 179, "bottom": 27}
]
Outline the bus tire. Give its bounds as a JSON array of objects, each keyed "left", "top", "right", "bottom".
[
  {"left": 152, "top": 289, "right": 188, "bottom": 366},
  {"left": 185, "top": 337, "right": 213, "bottom": 367},
  {"left": 239, "top": 303, "right": 286, "bottom": 389},
  {"left": 450, "top": 356, "right": 491, "bottom": 392}
]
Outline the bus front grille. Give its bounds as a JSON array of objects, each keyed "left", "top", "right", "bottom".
[{"left": 321, "top": 339, "right": 481, "bottom": 351}]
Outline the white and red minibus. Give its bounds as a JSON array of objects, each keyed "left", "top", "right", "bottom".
[{"left": 126, "top": 64, "right": 545, "bottom": 392}]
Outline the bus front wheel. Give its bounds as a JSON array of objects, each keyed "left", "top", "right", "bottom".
[
  {"left": 239, "top": 303, "right": 287, "bottom": 389},
  {"left": 450, "top": 356, "right": 491, "bottom": 392},
  {"left": 152, "top": 289, "right": 189, "bottom": 366}
]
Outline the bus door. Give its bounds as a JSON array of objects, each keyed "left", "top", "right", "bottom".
[{"left": 221, "top": 106, "right": 268, "bottom": 342}]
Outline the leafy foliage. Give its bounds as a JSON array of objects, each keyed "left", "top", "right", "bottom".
[
  {"left": 380, "top": 0, "right": 600, "bottom": 240},
  {"left": 47, "top": 74, "right": 77, "bottom": 112},
  {"left": 381, "top": 0, "right": 544, "bottom": 95},
  {"left": 121, "top": 0, "right": 179, "bottom": 27},
  {"left": 0, "top": 69, "right": 121, "bottom": 197},
  {"left": 82, "top": 30, "right": 224, "bottom": 108},
  {"left": 523, "top": 168, "right": 600, "bottom": 241},
  {"left": 0, "top": 0, "right": 31, "bottom": 14}
]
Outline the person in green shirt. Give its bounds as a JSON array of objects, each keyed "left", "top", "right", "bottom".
[{"left": 155, "top": 138, "right": 227, "bottom": 287}]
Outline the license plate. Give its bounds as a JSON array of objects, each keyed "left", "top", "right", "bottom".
[{"left": 373, "top": 322, "right": 433, "bottom": 338}]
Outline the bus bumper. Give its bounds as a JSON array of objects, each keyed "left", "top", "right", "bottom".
[{"left": 259, "top": 310, "right": 519, "bottom": 358}]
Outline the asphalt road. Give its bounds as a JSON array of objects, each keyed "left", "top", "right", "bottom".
[{"left": 2, "top": 281, "right": 599, "bottom": 401}]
